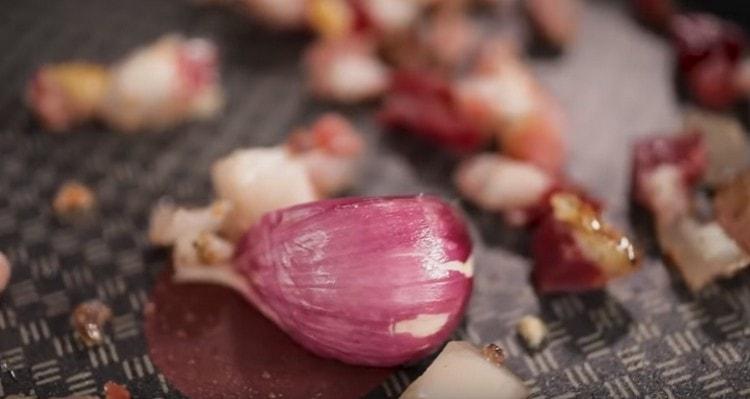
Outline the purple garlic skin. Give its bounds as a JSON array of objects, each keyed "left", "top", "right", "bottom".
[{"left": 234, "top": 196, "right": 474, "bottom": 367}]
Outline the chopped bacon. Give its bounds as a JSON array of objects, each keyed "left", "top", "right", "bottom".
[
  {"left": 631, "top": 133, "right": 707, "bottom": 220},
  {"left": 670, "top": 13, "right": 746, "bottom": 109},
  {"left": 532, "top": 193, "right": 640, "bottom": 293},
  {"left": 379, "top": 69, "right": 486, "bottom": 152}
]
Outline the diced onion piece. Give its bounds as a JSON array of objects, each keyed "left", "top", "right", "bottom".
[
  {"left": 211, "top": 147, "right": 317, "bottom": 240},
  {"left": 100, "top": 35, "right": 223, "bottom": 132},
  {"left": 454, "top": 154, "right": 553, "bottom": 212},
  {"left": 657, "top": 216, "right": 749, "bottom": 291},
  {"left": 399, "top": 341, "right": 528, "bottom": 399},
  {"left": 305, "top": 37, "right": 388, "bottom": 103},
  {"left": 683, "top": 109, "right": 750, "bottom": 187},
  {"left": 148, "top": 200, "right": 231, "bottom": 246}
]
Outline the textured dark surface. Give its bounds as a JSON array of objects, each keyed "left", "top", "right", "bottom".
[{"left": 1, "top": 0, "right": 750, "bottom": 398}]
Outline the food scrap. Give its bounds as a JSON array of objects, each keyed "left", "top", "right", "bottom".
[
  {"left": 27, "top": 35, "right": 223, "bottom": 133},
  {"left": 71, "top": 300, "right": 113, "bottom": 346},
  {"left": 53, "top": 181, "right": 96, "bottom": 217},
  {"left": 399, "top": 341, "right": 528, "bottom": 399},
  {"left": 516, "top": 315, "right": 548, "bottom": 350}
]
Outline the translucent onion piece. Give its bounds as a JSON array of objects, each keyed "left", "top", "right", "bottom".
[
  {"left": 683, "top": 109, "right": 750, "bottom": 186},
  {"left": 211, "top": 147, "right": 317, "bottom": 240},
  {"left": 148, "top": 200, "right": 231, "bottom": 246},
  {"left": 399, "top": 341, "right": 528, "bottom": 399},
  {"left": 100, "top": 35, "right": 223, "bottom": 132},
  {"left": 657, "top": 216, "right": 749, "bottom": 291},
  {"left": 305, "top": 37, "right": 389, "bottom": 103},
  {"left": 715, "top": 170, "right": 750, "bottom": 254},
  {"left": 235, "top": 196, "right": 473, "bottom": 366},
  {"left": 454, "top": 154, "right": 553, "bottom": 213}
]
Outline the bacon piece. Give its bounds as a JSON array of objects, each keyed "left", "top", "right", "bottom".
[
  {"left": 532, "top": 193, "right": 640, "bottom": 294},
  {"left": 379, "top": 69, "right": 486, "bottom": 152}
]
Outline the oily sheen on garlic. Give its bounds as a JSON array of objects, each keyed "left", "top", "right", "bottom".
[{"left": 234, "top": 196, "right": 474, "bottom": 367}]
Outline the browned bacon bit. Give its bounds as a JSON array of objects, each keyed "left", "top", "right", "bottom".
[
  {"left": 481, "top": 344, "right": 505, "bottom": 366},
  {"left": 71, "top": 300, "right": 112, "bottom": 347},
  {"left": 53, "top": 181, "right": 96, "bottom": 217},
  {"left": 670, "top": 13, "right": 746, "bottom": 109},
  {"left": 378, "top": 69, "right": 486, "bottom": 152},
  {"left": 715, "top": 171, "right": 750, "bottom": 255},
  {"left": 104, "top": 381, "right": 132, "bottom": 399},
  {"left": 532, "top": 193, "right": 640, "bottom": 294}
]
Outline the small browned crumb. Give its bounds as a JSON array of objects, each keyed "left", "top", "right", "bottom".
[
  {"left": 104, "top": 381, "right": 132, "bottom": 399},
  {"left": 53, "top": 181, "right": 96, "bottom": 217},
  {"left": 0, "top": 251, "right": 10, "bottom": 294},
  {"left": 517, "top": 315, "right": 548, "bottom": 350},
  {"left": 71, "top": 300, "right": 112, "bottom": 346},
  {"left": 482, "top": 343, "right": 505, "bottom": 366}
]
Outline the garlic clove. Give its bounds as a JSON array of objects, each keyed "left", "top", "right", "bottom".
[
  {"left": 400, "top": 341, "right": 528, "bottom": 399},
  {"left": 235, "top": 196, "right": 473, "bottom": 367}
]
